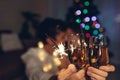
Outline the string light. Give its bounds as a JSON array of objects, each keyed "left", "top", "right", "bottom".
[
  {"left": 76, "top": 18, "right": 81, "bottom": 23},
  {"left": 38, "top": 49, "right": 46, "bottom": 62},
  {"left": 84, "top": 1, "right": 90, "bottom": 6},
  {"left": 98, "top": 34, "right": 104, "bottom": 39},
  {"left": 83, "top": 9, "right": 88, "bottom": 14},
  {"left": 75, "top": 10, "right": 81, "bottom": 15},
  {"left": 53, "top": 57, "right": 61, "bottom": 66},
  {"left": 92, "top": 21, "right": 98, "bottom": 26},
  {"left": 91, "top": 16, "right": 97, "bottom": 21},
  {"left": 86, "top": 33, "right": 91, "bottom": 38},
  {"left": 99, "top": 27, "right": 104, "bottom": 32},
  {"left": 84, "top": 17, "right": 90, "bottom": 22},
  {"left": 95, "top": 23, "right": 101, "bottom": 29},
  {"left": 38, "top": 41, "right": 44, "bottom": 48},
  {"left": 85, "top": 25, "right": 90, "bottom": 30},
  {"left": 93, "top": 30, "right": 99, "bottom": 35},
  {"left": 43, "top": 63, "right": 52, "bottom": 72},
  {"left": 80, "top": 23, "right": 85, "bottom": 28}
]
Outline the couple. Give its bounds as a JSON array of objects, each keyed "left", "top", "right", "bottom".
[{"left": 21, "top": 18, "right": 115, "bottom": 80}]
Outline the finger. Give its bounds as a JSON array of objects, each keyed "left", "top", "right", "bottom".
[
  {"left": 87, "top": 71, "right": 106, "bottom": 80},
  {"left": 91, "top": 77, "right": 97, "bottom": 80},
  {"left": 58, "top": 68, "right": 73, "bottom": 80},
  {"left": 81, "top": 77, "right": 86, "bottom": 80},
  {"left": 99, "top": 65, "right": 115, "bottom": 72},
  {"left": 77, "top": 69, "right": 86, "bottom": 77},
  {"left": 68, "top": 70, "right": 85, "bottom": 80},
  {"left": 67, "top": 64, "right": 77, "bottom": 72},
  {"left": 71, "top": 69, "right": 85, "bottom": 80},
  {"left": 60, "top": 64, "right": 77, "bottom": 80},
  {"left": 88, "top": 67, "right": 108, "bottom": 77}
]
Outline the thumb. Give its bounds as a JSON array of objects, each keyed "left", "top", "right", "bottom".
[
  {"left": 58, "top": 64, "right": 76, "bottom": 80},
  {"left": 67, "top": 64, "right": 77, "bottom": 73}
]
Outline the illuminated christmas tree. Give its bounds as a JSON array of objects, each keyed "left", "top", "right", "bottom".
[{"left": 66, "top": 0, "right": 104, "bottom": 41}]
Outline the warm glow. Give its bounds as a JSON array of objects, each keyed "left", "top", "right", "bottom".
[
  {"left": 43, "top": 63, "right": 52, "bottom": 72},
  {"left": 53, "top": 57, "right": 61, "bottom": 66},
  {"left": 91, "top": 58, "right": 97, "bottom": 63},
  {"left": 70, "top": 44, "right": 74, "bottom": 54},
  {"left": 38, "top": 50, "right": 46, "bottom": 62},
  {"left": 53, "top": 43, "right": 68, "bottom": 58},
  {"left": 38, "top": 41, "right": 44, "bottom": 48}
]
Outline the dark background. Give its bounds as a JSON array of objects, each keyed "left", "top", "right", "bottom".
[{"left": 0, "top": 0, "right": 120, "bottom": 80}]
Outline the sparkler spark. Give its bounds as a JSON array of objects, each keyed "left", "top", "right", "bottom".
[{"left": 53, "top": 43, "right": 68, "bottom": 58}]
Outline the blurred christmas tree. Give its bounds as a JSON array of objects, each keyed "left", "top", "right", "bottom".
[{"left": 66, "top": 0, "right": 104, "bottom": 41}]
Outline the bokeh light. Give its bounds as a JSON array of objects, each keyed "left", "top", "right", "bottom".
[
  {"left": 91, "top": 16, "right": 97, "bottom": 21},
  {"left": 99, "top": 27, "right": 104, "bottom": 32},
  {"left": 75, "top": 10, "right": 81, "bottom": 15},
  {"left": 93, "top": 30, "right": 99, "bottom": 35},
  {"left": 84, "top": 17, "right": 90, "bottom": 22},
  {"left": 85, "top": 25, "right": 90, "bottom": 30},
  {"left": 83, "top": 9, "right": 88, "bottom": 14},
  {"left": 86, "top": 33, "right": 91, "bottom": 38},
  {"left": 76, "top": 18, "right": 81, "bottom": 23},
  {"left": 80, "top": 23, "right": 85, "bottom": 28},
  {"left": 95, "top": 23, "right": 101, "bottom": 29},
  {"left": 84, "top": 1, "right": 90, "bottom": 6}
]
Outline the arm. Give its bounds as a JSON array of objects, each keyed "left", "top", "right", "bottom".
[
  {"left": 25, "top": 56, "right": 56, "bottom": 80},
  {"left": 21, "top": 48, "right": 58, "bottom": 80}
]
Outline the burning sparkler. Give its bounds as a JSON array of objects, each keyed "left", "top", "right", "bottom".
[{"left": 53, "top": 43, "right": 68, "bottom": 59}]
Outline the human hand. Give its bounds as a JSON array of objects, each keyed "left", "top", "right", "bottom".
[
  {"left": 99, "top": 65, "right": 115, "bottom": 72},
  {"left": 87, "top": 65, "right": 115, "bottom": 80},
  {"left": 58, "top": 64, "right": 76, "bottom": 80},
  {"left": 67, "top": 68, "right": 86, "bottom": 80}
]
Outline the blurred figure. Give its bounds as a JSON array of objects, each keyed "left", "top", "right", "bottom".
[{"left": 21, "top": 18, "right": 78, "bottom": 80}]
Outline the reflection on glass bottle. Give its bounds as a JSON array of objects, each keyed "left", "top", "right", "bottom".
[
  {"left": 89, "top": 36, "right": 109, "bottom": 68},
  {"left": 89, "top": 37, "right": 100, "bottom": 67},
  {"left": 67, "top": 33, "right": 89, "bottom": 70},
  {"left": 99, "top": 36, "right": 109, "bottom": 66}
]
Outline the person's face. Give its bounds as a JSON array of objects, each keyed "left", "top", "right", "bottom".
[
  {"left": 66, "top": 28, "right": 75, "bottom": 35},
  {"left": 55, "top": 31, "right": 66, "bottom": 44},
  {"left": 64, "top": 28, "right": 75, "bottom": 42}
]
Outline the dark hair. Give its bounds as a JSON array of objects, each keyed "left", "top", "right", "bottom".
[
  {"left": 66, "top": 22, "right": 82, "bottom": 33},
  {"left": 37, "top": 18, "right": 67, "bottom": 44}
]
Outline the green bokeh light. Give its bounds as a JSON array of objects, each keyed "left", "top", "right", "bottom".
[
  {"left": 93, "top": 30, "right": 99, "bottom": 35},
  {"left": 85, "top": 25, "right": 90, "bottom": 30},
  {"left": 83, "top": 9, "right": 88, "bottom": 14},
  {"left": 84, "top": 1, "right": 90, "bottom": 6},
  {"left": 75, "top": 19, "right": 81, "bottom": 23}
]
